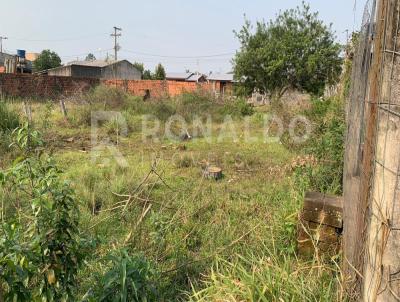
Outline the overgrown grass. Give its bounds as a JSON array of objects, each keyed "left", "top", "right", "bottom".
[
  {"left": 0, "top": 102, "right": 20, "bottom": 164},
  {"left": 297, "top": 97, "right": 345, "bottom": 195},
  {"left": 0, "top": 87, "right": 345, "bottom": 301},
  {"left": 190, "top": 251, "right": 339, "bottom": 301},
  {"left": 0, "top": 102, "right": 20, "bottom": 132}
]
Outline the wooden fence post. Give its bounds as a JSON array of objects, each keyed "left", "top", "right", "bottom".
[{"left": 59, "top": 98, "right": 68, "bottom": 118}]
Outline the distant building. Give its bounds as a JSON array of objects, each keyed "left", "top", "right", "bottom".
[
  {"left": 166, "top": 72, "right": 207, "bottom": 82},
  {"left": 41, "top": 60, "right": 142, "bottom": 80},
  {"left": 207, "top": 73, "right": 235, "bottom": 96},
  {"left": 186, "top": 73, "right": 207, "bottom": 82},
  {"left": 0, "top": 52, "right": 14, "bottom": 67},
  {"left": 0, "top": 52, "right": 33, "bottom": 74}
]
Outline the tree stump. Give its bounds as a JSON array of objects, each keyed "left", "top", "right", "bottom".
[{"left": 204, "top": 166, "right": 223, "bottom": 180}]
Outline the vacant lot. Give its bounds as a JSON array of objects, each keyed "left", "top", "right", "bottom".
[{"left": 0, "top": 88, "right": 344, "bottom": 301}]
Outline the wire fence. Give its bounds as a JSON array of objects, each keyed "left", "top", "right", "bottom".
[
  {"left": 344, "top": 0, "right": 400, "bottom": 301},
  {"left": 343, "top": 0, "right": 375, "bottom": 298}
]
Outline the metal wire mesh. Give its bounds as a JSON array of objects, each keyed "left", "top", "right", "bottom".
[
  {"left": 364, "top": 0, "right": 400, "bottom": 300},
  {"left": 343, "top": 1, "right": 376, "bottom": 299},
  {"left": 345, "top": 0, "right": 400, "bottom": 300}
]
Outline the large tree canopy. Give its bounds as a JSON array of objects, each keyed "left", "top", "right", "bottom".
[
  {"left": 233, "top": 3, "right": 342, "bottom": 98},
  {"left": 33, "top": 50, "right": 62, "bottom": 72}
]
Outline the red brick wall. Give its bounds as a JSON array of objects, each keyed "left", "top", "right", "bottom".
[
  {"left": 0, "top": 74, "right": 220, "bottom": 99},
  {"left": 102, "top": 79, "right": 215, "bottom": 98},
  {"left": 0, "top": 74, "right": 99, "bottom": 98},
  {"left": 102, "top": 79, "right": 169, "bottom": 98}
]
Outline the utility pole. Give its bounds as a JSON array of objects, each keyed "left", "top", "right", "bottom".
[
  {"left": 111, "top": 27, "right": 122, "bottom": 61},
  {"left": 0, "top": 36, "right": 8, "bottom": 53}
]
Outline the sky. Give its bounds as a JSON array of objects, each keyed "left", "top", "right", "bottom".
[{"left": 1, "top": 0, "right": 364, "bottom": 74}]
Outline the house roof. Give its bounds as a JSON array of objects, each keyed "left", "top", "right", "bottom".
[
  {"left": 65, "top": 59, "right": 126, "bottom": 68},
  {"left": 166, "top": 72, "right": 208, "bottom": 82},
  {"left": 35, "top": 59, "right": 140, "bottom": 75},
  {"left": 186, "top": 73, "right": 206, "bottom": 82},
  {"left": 166, "top": 72, "right": 193, "bottom": 80},
  {"left": 207, "top": 73, "right": 234, "bottom": 82}
]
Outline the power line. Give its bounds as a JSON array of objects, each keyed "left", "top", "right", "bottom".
[
  {"left": 6, "top": 33, "right": 108, "bottom": 43},
  {"left": 111, "top": 27, "right": 122, "bottom": 60},
  {"left": 121, "top": 49, "right": 235, "bottom": 59},
  {"left": 60, "top": 48, "right": 114, "bottom": 59}
]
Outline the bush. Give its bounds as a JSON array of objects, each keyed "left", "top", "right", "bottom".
[
  {"left": 175, "top": 154, "right": 195, "bottom": 168},
  {"left": 297, "top": 97, "right": 345, "bottom": 194},
  {"left": 235, "top": 98, "right": 254, "bottom": 116},
  {"left": 86, "top": 85, "right": 128, "bottom": 108},
  {"left": 0, "top": 125, "right": 87, "bottom": 301},
  {"left": 217, "top": 98, "right": 254, "bottom": 119}
]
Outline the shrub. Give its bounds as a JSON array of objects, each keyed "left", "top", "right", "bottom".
[
  {"left": 218, "top": 98, "right": 254, "bottom": 119},
  {"left": 175, "top": 154, "right": 194, "bottom": 168},
  {"left": 235, "top": 98, "right": 254, "bottom": 116},
  {"left": 86, "top": 85, "right": 127, "bottom": 108},
  {"left": 297, "top": 97, "right": 345, "bottom": 194},
  {"left": 175, "top": 93, "right": 214, "bottom": 120},
  {"left": 0, "top": 125, "right": 87, "bottom": 301}
]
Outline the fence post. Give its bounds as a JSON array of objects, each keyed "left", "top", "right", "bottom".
[
  {"left": 59, "top": 98, "right": 68, "bottom": 118},
  {"left": 343, "top": 0, "right": 387, "bottom": 298}
]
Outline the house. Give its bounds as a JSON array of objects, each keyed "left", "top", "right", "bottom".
[
  {"left": 186, "top": 73, "right": 207, "bottom": 82},
  {"left": 166, "top": 72, "right": 191, "bottom": 81},
  {"left": 166, "top": 72, "right": 207, "bottom": 82},
  {"left": 42, "top": 60, "right": 142, "bottom": 80},
  {"left": 0, "top": 52, "right": 14, "bottom": 67},
  {"left": 207, "top": 73, "right": 235, "bottom": 96},
  {"left": 0, "top": 52, "right": 33, "bottom": 74}
]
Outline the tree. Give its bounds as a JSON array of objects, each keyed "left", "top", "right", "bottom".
[
  {"left": 132, "top": 62, "right": 145, "bottom": 74},
  {"left": 142, "top": 70, "right": 153, "bottom": 80},
  {"left": 154, "top": 63, "right": 166, "bottom": 80},
  {"left": 85, "top": 53, "right": 96, "bottom": 61},
  {"left": 132, "top": 62, "right": 148, "bottom": 79},
  {"left": 233, "top": 3, "right": 342, "bottom": 99},
  {"left": 132, "top": 62, "right": 155, "bottom": 80},
  {"left": 33, "top": 50, "right": 62, "bottom": 72}
]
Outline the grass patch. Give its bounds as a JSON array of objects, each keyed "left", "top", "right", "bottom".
[{"left": 0, "top": 87, "right": 345, "bottom": 301}]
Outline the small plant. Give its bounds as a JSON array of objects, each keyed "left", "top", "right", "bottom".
[
  {"left": 41, "top": 101, "right": 54, "bottom": 130},
  {"left": 0, "top": 124, "right": 86, "bottom": 301},
  {"left": 175, "top": 154, "right": 194, "bottom": 168},
  {"left": 104, "top": 115, "right": 126, "bottom": 144},
  {"left": 94, "top": 249, "right": 158, "bottom": 302}
]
